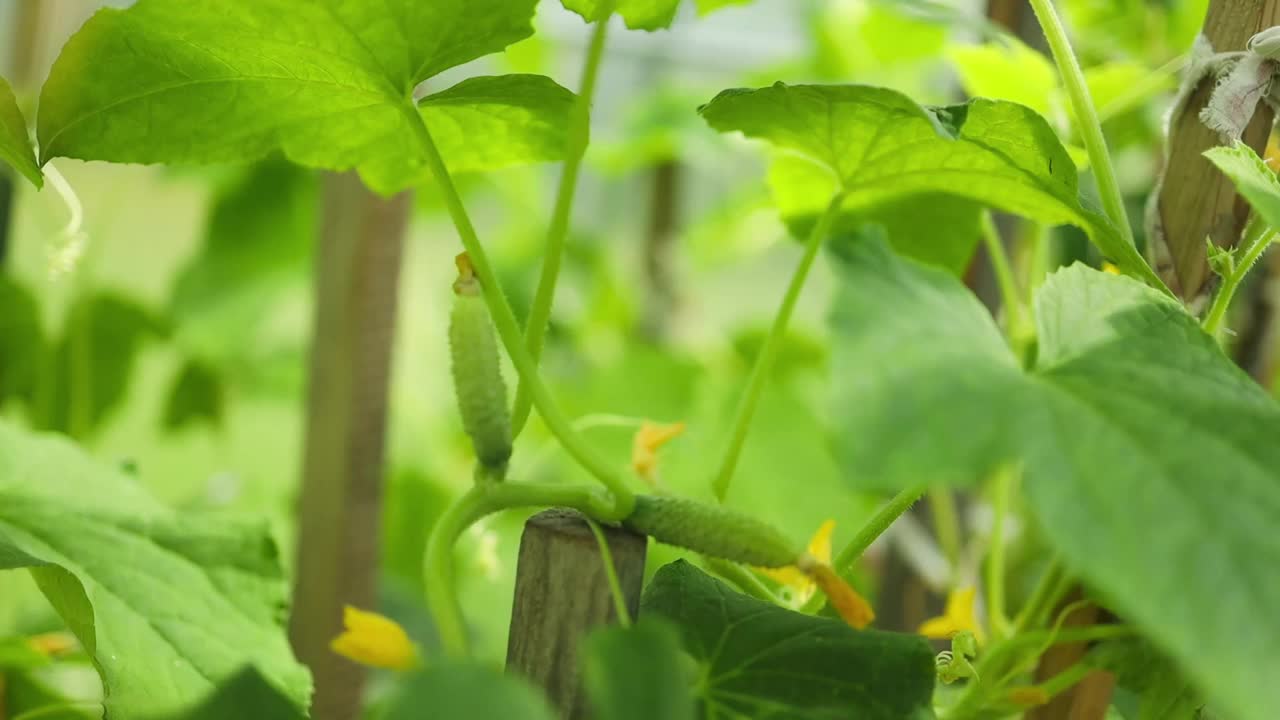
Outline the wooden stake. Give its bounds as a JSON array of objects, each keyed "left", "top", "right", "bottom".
[
  {"left": 1153, "top": 0, "right": 1280, "bottom": 302},
  {"left": 289, "top": 173, "right": 410, "bottom": 720},
  {"left": 506, "top": 509, "right": 647, "bottom": 720}
]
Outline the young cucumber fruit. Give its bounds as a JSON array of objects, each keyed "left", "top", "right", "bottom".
[
  {"left": 623, "top": 495, "right": 799, "bottom": 568},
  {"left": 449, "top": 253, "right": 512, "bottom": 475}
]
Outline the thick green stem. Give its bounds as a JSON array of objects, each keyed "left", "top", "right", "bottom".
[
  {"left": 1203, "top": 219, "right": 1276, "bottom": 341},
  {"left": 511, "top": 6, "right": 614, "bottom": 436},
  {"left": 800, "top": 485, "right": 926, "bottom": 614},
  {"left": 1028, "top": 0, "right": 1133, "bottom": 250},
  {"left": 410, "top": 111, "right": 635, "bottom": 520},
  {"left": 836, "top": 485, "right": 927, "bottom": 574},
  {"left": 423, "top": 482, "right": 622, "bottom": 656},
  {"left": 712, "top": 193, "right": 845, "bottom": 501}
]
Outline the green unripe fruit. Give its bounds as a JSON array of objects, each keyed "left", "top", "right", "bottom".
[
  {"left": 449, "top": 254, "right": 512, "bottom": 476},
  {"left": 623, "top": 495, "right": 799, "bottom": 568}
]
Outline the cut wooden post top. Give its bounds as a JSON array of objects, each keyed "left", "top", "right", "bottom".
[{"left": 506, "top": 508, "right": 648, "bottom": 720}]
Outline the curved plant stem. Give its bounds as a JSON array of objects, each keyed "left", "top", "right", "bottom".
[
  {"left": 410, "top": 111, "right": 635, "bottom": 520},
  {"left": 423, "top": 487, "right": 490, "bottom": 657},
  {"left": 585, "top": 517, "right": 633, "bottom": 627},
  {"left": 423, "top": 482, "right": 623, "bottom": 656},
  {"left": 1203, "top": 218, "right": 1275, "bottom": 341},
  {"left": 1028, "top": 0, "right": 1132, "bottom": 250},
  {"left": 800, "top": 485, "right": 926, "bottom": 614},
  {"left": 712, "top": 192, "right": 845, "bottom": 501},
  {"left": 512, "top": 5, "right": 615, "bottom": 437}
]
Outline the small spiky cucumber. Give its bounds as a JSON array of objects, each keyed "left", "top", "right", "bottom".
[
  {"left": 449, "top": 253, "right": 512, "bottom": 475},
  {"left": 623, "top": 495, "right": 799, "bottom": 568}
]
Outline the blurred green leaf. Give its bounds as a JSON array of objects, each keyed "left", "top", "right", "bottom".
[
  {"left": 642, "top": 560, "right": 936, "bottom": 719},
  {"left": 0, "top": 421, "right": 312, "bottom": 719},
  {"left": 0, "top": 276, "right": 44, "bottom": 407},
  {"left": 829, "top": 239, "right": 1280, "bottom": 720},
  {"left": 946, "top": 39, "right": 1056, "bottom": 117},
  {"left": 3, "top": 667, "right": 98, "bottom": 720},
  {"left": 1205, "top": 143, "right": 1280, "bottom": 232},
  {"left": 582, "top": 620, "right": 696, "bottom": 720},
  {"left": 699, "top": 83, "right": 1160, "bottom": 288},
  {"left": 42, "top": 294, "right": 165, "bottom": 436},
  {"left": 1090, "top": 639, "right": 1201, "bottom": 720},
  {"left": 382, "top": 663, "right": 555, "bottom": 720},
  {"left": 38, "top": 0, "right": 549, "bottom": 194},
  {"left": 0, "top": 637, "right": 49, "bottom": 670},
  {"left": 163, "top": 361, "right": 225, "bottom": 432},
  {"left": 420, "top": 75, "right": 576, "bottom": 174},
  {"left": 0, "top": 76, "right": 40, "bottom": 187},
  {"left": 171, "top": 159, "right": 315, "bottom": 371},
  {"left": 142, "top": 666, "right": 306, "bottom": 720}
]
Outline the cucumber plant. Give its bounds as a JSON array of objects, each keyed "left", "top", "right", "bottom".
[{"left": 1, "top": 1, "right": 1279, "bottom": 719}]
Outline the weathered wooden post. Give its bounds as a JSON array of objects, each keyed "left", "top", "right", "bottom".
[
  {"left": 1152, "top": 0, "right": 1280, "bottom": 302},
  {"left": 290, "top": 173, "right": 410, "bottom": 720},
  {"left": 506, "top": 509, "right": 647, "bottom": 720}
]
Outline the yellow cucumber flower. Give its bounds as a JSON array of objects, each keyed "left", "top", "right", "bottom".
[
  {"left": 763, "top": 520, "right": 874, "bottom": 629},
  {"left": 331, "top": 606, "right": 420, "bottom": 671},
  {"left": 28, "top": 632, "right": 78, "bottom": 656},
  {"left": 810, "top": 564, "right": 875, "bottom": 630},
  {"left": 630, "top": 421, "right": 686, "bottom": 484},
  {"left": 762, "top": 519, "right": 834, "bottom": 603},
  {"left": 919, "top": 586, "right": 985, "bottom": 645}
]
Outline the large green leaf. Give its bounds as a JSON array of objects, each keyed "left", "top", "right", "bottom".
[
  {"left": 37, "top": 0, "right": 574, "bottom": 194},
  {"left": 699, "top": 83, "right": 1164, "bottom": 290},
  {"left": 582, "top": 620, "right": 696, "bottom": 720},
  {"left": 829, "top": 239, "right": 1280, "bottom": 720},
  {"left": 419, "top": 75, "right": 576, "bottom": 174},
  {"left": 0, "top": 422, "right": 312, "bottom": 719},
  {"left": 382, "top": 663, "right": 555, "bottom": 720},
  {"left": 642, "top": 561, "right": 936, "bottom": 719},
  {"left": 771, "top": 153, "right": 982, "bottom": 273},
  {"left": 0, "top": 76, "right": 40, "bottom": 187},
  {"left": 1205, "top": 143, "right": 1280, "bottom": 232}
]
